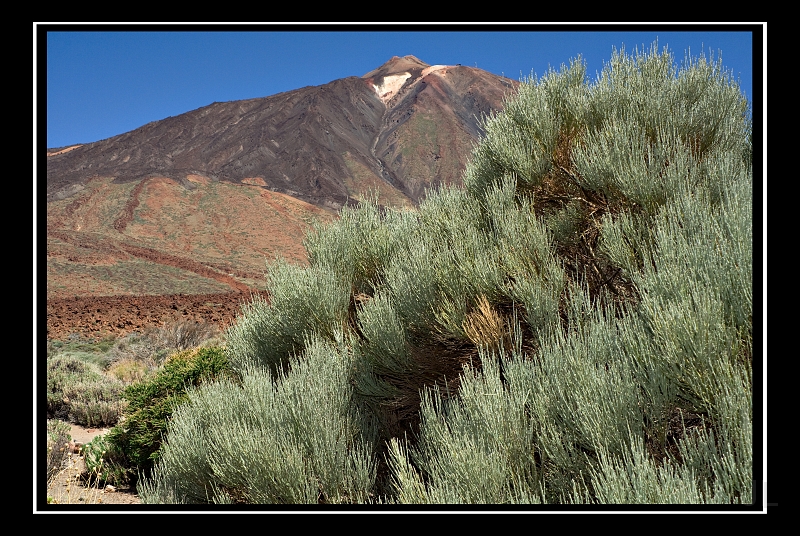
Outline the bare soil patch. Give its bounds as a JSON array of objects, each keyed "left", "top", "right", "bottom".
[{"left": 46, "top": 424, "right": 141, "bottom": 506}]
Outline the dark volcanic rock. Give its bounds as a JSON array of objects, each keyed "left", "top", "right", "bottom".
[{"left": 47, "top": 55, "right": 519, "bottom": 210}]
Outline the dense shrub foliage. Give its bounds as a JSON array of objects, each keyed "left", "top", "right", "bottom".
[
  {"left": 138, "top": 43, "right": 754, "bottom": 505},
  {"left": 103, "top": 346, "right": 231, "bottom": 484}
]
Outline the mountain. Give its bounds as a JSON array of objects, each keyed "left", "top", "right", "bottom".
[{"left": 45, "top": 56, "right": 520, "bottom": 303}]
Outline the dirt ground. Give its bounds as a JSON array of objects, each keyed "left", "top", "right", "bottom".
[{"left": 45, "top": 423, "right": 141, "bottom": 506}]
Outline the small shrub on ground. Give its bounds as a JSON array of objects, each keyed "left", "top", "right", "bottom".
[
  {"left": 106, "top": 319, "right": 221, "bottom": 370},
  {"left": 61, "top": 379, "right": 128, "bottom": 427},
  {"left": 81, "top": 434, "right": 128, "bottom": 486},
  {"left": 106, "top": 358, "right": 152, "bottom": 384},
  {"left": 46, "top": 354, "right": 127, "bottom": 427},
  {"left": 146, "top": 317, "right": 221, "bottom": 355}
]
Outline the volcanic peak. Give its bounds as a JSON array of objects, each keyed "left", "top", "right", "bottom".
[
  {"left": 361, "top": 55, "right": 430, "bottom": 79},
  {"left": 362, "top": 56, "right": 451, "bottom": 105}
]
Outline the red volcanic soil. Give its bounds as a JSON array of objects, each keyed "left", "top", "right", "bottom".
[{"left": 46, "top": 291, "right": 268, "bottom": 341}]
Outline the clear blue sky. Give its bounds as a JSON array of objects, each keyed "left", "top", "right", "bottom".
[{"left": 40, "top": 24, "right": 760, "bottom": 149}]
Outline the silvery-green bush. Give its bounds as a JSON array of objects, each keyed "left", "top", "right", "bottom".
[
  {"left": 137, "top": 333, "right": 376, "bottom": 504},
  {"left": 139, "top": 42, "right": 753, "bottom": 505}
]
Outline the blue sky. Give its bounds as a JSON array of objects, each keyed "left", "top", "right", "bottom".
[{"left": 40, "top": 24, "right": 761, "bottom": 149}]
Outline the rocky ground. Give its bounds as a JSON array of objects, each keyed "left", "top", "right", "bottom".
[{"left": 45, "top": 291, "right": 269, "bottom": 342}]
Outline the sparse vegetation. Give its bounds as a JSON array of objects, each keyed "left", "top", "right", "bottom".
[
  {"left": 46, "top": 419, "right": 72, "bottom": 487},
  {"left": 44, "top": 320, "right": 224, "bottom": 495},
  {"left": 46, "top": 354, "right": 127, "bottom": 427}
]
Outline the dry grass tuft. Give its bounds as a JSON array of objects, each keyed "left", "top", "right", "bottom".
[
  {"left": 46, "top": 420, "right": 72, "bottom": 487},
  {"left": 46, "top": 453, "right": 106, "bottom": 505},
  {"left": 146, "top": 317, "right": 221, "bottom": 353},
  {"left": 462, "top": 295, "right": 510, "bottom": 354}
]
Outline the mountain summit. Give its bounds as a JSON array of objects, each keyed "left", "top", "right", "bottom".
[{"left": 362, "top": 54, "right": 430, "bottom": 79}]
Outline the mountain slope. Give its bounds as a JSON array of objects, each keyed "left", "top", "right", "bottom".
[
  {"left": 47, "top": 55, "right": 518, "bottom": 209},
  {"left": 45, "top": 56, "right": 520, "bottom": 302},
  {"left": 365, "top": 56, "right": 518, "bottom": 200}
]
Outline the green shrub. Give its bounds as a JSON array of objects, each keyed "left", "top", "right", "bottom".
[
  {"left": 139, "top": 42, "right": 753, "bottom": 505},
  {"left": 138, "top": 334, "right": 376, "bottom": 504},
  {"left": 81, "top": 434, "right": 128, "bottom": 486},
  {"left": 389, "top": 43, "right": 752, "bottom": 505},
  {"left": 305, "top": 193, "right": 416, "bottom": 297},
  {"left": 105, "top": 346, "right": 231, "bottom": 483},
  {"left": 224, "top": 262, "right": 350, "bottom": 376}
]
